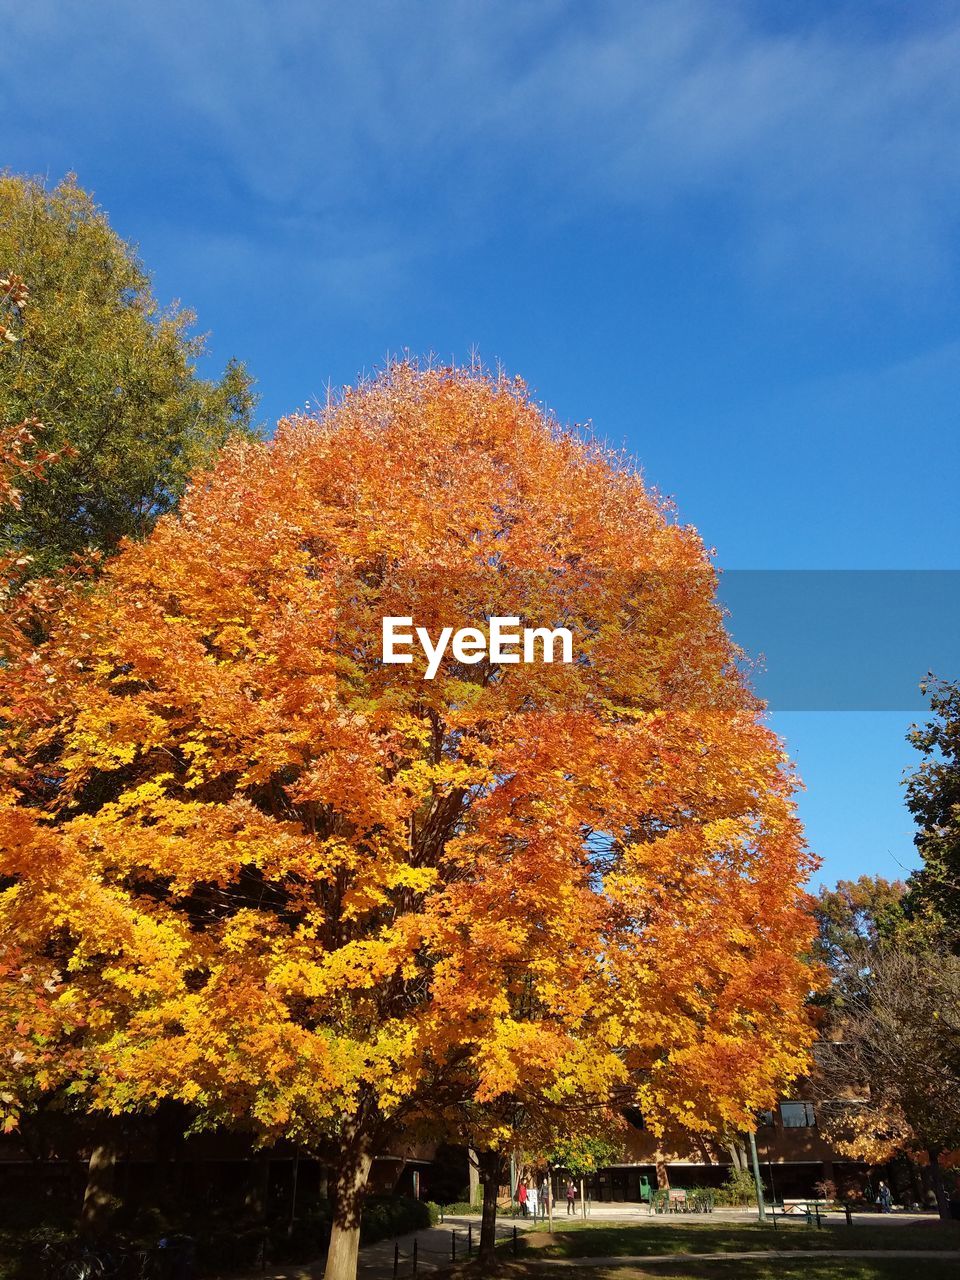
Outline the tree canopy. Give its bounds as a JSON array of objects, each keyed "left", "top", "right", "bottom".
[
  {"left": 812, "top": 875, "right": 909, "bottom": 1001},
  {"left": 0, "top": 173, "right": 257, "bottom": 574},
  {"left": 811, "top": 867, "right": 960, "bottom": 1217},
  {"left": 905, "top": 676, "right": 960, "bottom": 948},
  {"left": 815, "top": 943, "right": 960, "bottom": 1218},
  {"left": 547, "top": 1133, "right": 624, "bottom": 1177},
  {"left": 0, "top": 364, "right": 817, "bottom": 1280}
]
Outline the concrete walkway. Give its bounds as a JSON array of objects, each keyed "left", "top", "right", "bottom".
[
  {"left": 360, "top": 1214, "right": 532, "bottom": 1277},
  {"left": 224, "top": 1214, "right": 537, "bottom": 1280},
  {"left": 227, "top": 1206, "right": 955, "bottom": 1279}
]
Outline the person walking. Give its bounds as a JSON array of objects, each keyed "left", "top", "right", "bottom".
[
  {"left": 539, "top": 1177, "right": 550, "bottom": 1221},
  {"left": 566, "top": 1179, "right": 576, "bottom": 1216},
  {"left": 878, "top": 1181, "right": 893, "bottom": 1213}
]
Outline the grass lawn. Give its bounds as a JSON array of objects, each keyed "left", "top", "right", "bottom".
[
  {"left": 514, "top": 1219, "right": 960, "bottom": 1258},
  {"left": 531, "top": 1263, "right": 958, "bottom": 1280}
]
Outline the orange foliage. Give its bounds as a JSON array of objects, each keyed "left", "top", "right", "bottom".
[{"left": 0, "top": 365, "right": 818, "bottom": 1254}]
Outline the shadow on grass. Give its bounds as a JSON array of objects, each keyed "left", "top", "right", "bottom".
[
  {"left": 514, "top": 1221, "right": 960, "bottom": 1259},
  {"left": 472, "top": 1256, "right": 958, "bottom": 1280},
  {"left": 543, "top": 1262, "right": 955, "bottom": 1280}
]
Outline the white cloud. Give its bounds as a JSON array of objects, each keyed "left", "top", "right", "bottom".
[{"left": 5, "top": 0, "right": 960, "bottom": 288}]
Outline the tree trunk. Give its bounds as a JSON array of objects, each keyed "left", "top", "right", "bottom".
[
  {"left": 726, "top": 1140, "right": 747, "bottom": 1172},
  {"left": 289, "top": 1152, "right": 300, "bottom": 1234},
  {"left": 929, "top": 1150, "right": 951, "bottom": 1221},
  {"left": 245, "top": 1150, "right": 271, "bottom": 1223},
  {"left": 81, "top": 1137, "right": 119, "bottom": 1236},
  {"left": 477, "top": 1149, "right": 502, "bottom": 1266},
  {"left": 468, "top": 1147, "right": 480, "bottom": 1207},
  {"left": 324, "top": 1133, "right": 375, "bottom": 1280}
]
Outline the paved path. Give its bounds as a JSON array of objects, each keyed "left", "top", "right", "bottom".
[
  {"left": 359, "top": 1214, "right": 531, "bottom": 1277},
  {"left": 224, "top": 1215, "right": 536, "bottom": 1280},
  {"left": 227, "top": 1207, "right": 955, "bottom": 1279}
]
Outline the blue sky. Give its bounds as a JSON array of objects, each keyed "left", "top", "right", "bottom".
[{"left": 5, "top": 0, "right": 960, "bottom": 889}]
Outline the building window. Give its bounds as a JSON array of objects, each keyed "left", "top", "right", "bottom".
[
  {"left": 779, "top": 1101, "right": 816, "bottom": 1128},
  {"left": 757, "top": 1110, "right": 775, "bottom": 1128}
]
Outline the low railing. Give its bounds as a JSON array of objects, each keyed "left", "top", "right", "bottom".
[{"left": 391, "top": 1224, "right": 521, "bottom": 1277}]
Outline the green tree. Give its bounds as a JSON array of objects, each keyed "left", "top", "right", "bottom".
[
  {"left": 812, "top": 873, "right": 959, "bottom": 1214},
  {"left": 813, "top": 876, "right": 909, "bottom": 986},
  {"left": 547, "top": 1133, "right": 621, "bottom": 1175},
  {"left": 0, "top": 173, "right": 257, "bottom": 573},
  {"left": 905, "top": 676, "right": 960, "bottom": 948}
]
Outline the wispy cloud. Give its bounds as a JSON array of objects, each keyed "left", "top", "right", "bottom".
[{"left": 6, "top": 0, "right": 960, "bottom": 289}]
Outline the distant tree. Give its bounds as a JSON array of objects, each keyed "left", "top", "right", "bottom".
[
  {"left": 905, "top": 677, "right": 960, "bottom": 948},
  {"left": 437, "top": 1090, "right": 625, "bottom": 1261},
  {"left": 816, "top": 944, "right": 960, "bottom": 1219},
  {"left": 547, "top": 1133, "right": 622, "bottom": 1179},
  {"left": 812, "top": 876, "right": 909, "bottom": 998},
  {"left": 0, "top": 173, "right": 257, "bottom": 574}
]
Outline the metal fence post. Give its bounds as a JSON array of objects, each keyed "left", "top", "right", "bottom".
[
  {"left": 748, "top": 1130, "right": 766, "bottom": 1223},
  {"left": 451, "top": 1230, "right": 456, "bottom": 1262},
  {"left": 393, "top": 1243, "right": 399, "bottom": 1279},
  {"left": 413, "top": 1238, "right": 418, "bottom": 1277},
  {"left": 468, "top": 1224, "right": 473, "bottom": 1256},
  {"left": 513, "top": 1225, "right": 518, "bottom": 1256}
]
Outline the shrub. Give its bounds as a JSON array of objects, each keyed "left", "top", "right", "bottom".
[
  {"left": 814, "top": 1178, "right": 838, "bottom": 1204},
  {"left": 0, "top": 1197, "right": 74, "bottom": 1231},
  {"left": 436, "top": 1200, "right": 482, "bottom": 1217},
  {"left": 268, "top": 1212, "right": 332, "bottom": 1265},
  {"left": 112, "top": 1203, "right": 172, "bottom": 1237},
  {"left": 0, "top": 1192, "right": 431, "bottom": 1276},
  {"left": 4, "top": 1225, "right": 73, "bottom": 1280},
  {"left": 715, "top": 1168, "right": 757, "bottom": 1206},
  {"left": 682, "top": 1187, "right": 715, "bottom": 1212},
  {"left": 360, "top": 1195, "right": 432, "bottom": 1244},
  {"left": 841, "top": 1181, "right": 866, "bottom": 1204},
  {"left": 195, "top": 1226, "right": 267, "bottom": 1271}
]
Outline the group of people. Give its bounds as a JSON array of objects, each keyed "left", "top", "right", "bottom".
[
  {"left": 515, "top": 1176, "right": 550, "bottom": 1219},
  {"left": 515, "top": 1176, "right": 581, "bottom": 1218}
]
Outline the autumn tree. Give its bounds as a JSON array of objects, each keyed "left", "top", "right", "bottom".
[
  {"left": 905, "top": 676, "right": 960, "bottom": 949},
  {"left": 0, "top": 365, "right": 817, "bottom": 1279},
  {"left": 811, "top": 874, "right": 959, "bottom": 1213},
  {"left": 0, "top": 173, "right": 257, "bottom": 575},
  {"left": 816, "top": 944, "right": 960, "bottom": 1218}
]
